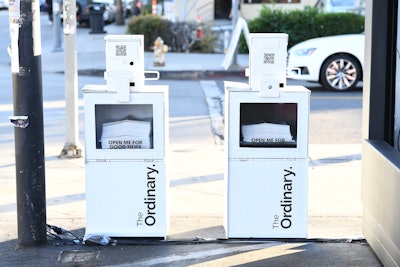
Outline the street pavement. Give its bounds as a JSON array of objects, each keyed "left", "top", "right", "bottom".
[{"left": 0, "top": 15, "right": 382, "bottom": 266}]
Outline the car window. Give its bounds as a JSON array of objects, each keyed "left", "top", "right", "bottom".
[{"left": 77, "top": 0, "right": 89, "bottom": 5}]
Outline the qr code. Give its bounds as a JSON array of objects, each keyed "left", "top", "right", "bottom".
[
  {"left": 264, "top": 53, "right": 275, "bottom": 64},
  {"left": 115, "top": 45, "right": 127, "bottom": 56}
]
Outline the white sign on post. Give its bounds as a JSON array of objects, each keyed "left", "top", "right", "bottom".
[{"left": 222, "top": 17, "right": 250, "bottom": 70}]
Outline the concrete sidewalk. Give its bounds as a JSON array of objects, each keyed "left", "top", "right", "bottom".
[{"left": 0, "top": 19, "right": 382, "bottom": 266}]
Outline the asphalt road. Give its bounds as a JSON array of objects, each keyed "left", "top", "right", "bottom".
[{"left": 299, "top": 82, "right": 362, "bottom": 144}]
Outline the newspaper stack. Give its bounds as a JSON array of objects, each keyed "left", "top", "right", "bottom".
[
  {"left": 241, "top": 122, "right": 294, "bottom": 144},
  {"left": 101, "top": 119, "right": 152, "bottom": 149}
]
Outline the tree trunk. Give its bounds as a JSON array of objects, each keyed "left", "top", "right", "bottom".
[{"left": 115, "top": 0, "right": 125, "bottom": 25}]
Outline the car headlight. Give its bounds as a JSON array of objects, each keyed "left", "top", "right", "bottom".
[{"left": 293, "top": 48, "right": 317, "bottom": 56}]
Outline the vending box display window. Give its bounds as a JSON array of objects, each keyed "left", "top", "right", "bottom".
[
  {"left": 240, "top": 103, "right": 298, "bottom": 148},
  {"left": 83, "top": 86, "right": 167, "bottom": 161},
  {"left": 94, "top": 104, "right": 154, "bottom": 150}
]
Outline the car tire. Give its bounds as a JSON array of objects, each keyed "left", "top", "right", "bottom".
[{"left": 320, "top": 54, "right": 362, "bottom": 91}]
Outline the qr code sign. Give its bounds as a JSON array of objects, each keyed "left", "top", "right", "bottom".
[
  {"left": 264, "top": 53, "right": 275, "bottom": 64},
  {"left": 115, "top": 45, "right": 127, "bottom": 56}
]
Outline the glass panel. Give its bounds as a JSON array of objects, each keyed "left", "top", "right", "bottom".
[
  {"left": 240, "top": 103, "right": 298, "bottom": 148},
  {"left": 94, "top": 104, "right": 154, "bottom": 149},
  {"left": 395, "top": 8, "right": 400, "bottom": 151}
]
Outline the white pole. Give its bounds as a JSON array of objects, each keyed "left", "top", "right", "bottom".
[
  {"left": 60, "top": 0, "right": 82, "bottom": 158},
  {"left": 52, "top": 0, "right": 63, "bottom": 52},
  {"left": 231, "top": 0, "right": 239, "bottom": 68}
]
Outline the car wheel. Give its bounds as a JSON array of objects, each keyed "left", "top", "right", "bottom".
[{"left": 320, "top": 54, "right": 362, "bottom": 91}]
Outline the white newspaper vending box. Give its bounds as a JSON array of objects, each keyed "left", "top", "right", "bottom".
[
  {"left": 83, "top": 35, "right": 168, "bottom": 240},
  {"left": 224, "top": 84, "right": 310, "bottom": 238},
  {"left": 224, "top": 33, "right": 310, "bottom": 238},
  {"left": 83, "top": 85, "right": 168, "bottom": 239}
]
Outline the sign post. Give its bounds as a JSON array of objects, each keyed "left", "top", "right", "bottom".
[
  {"left": 8, "top": 0, "right": 47, "bottom": 246},
  {"left": 222, "top": 17, "right": 250, "bottom": 70},
  {"left": 60, "top": 0, "right": 82, "bottom": 158}
]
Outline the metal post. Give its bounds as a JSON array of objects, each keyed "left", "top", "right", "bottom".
[
  {"left": 60, "top": 0, "right": 82, "bottom": 158},
  {"left": 231, "top": 0, "right": 239, "bottom": 68},
  {"left": 115, "top": 0, "right": 125, "bottom": 25},
  {"left": 8, "top": 0, "right": 47, "bottom": 246},
  {"left": 52, "top": 0, "right": 63, "bottom": 52}
]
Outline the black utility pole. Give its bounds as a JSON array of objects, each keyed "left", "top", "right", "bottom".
[{"left": 9, "top": 0, "right": 47, "bottom": 246}]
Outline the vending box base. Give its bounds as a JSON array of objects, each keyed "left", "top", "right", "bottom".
[
  {"left": 84, "top": 160, "right": 168, "bottom": 240},
  {"left": 225, "top": 158, "right": 308, "bottom": 239}
]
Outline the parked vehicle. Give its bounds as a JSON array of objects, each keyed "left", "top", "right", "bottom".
[
  {"left": 40, "top": 0, "right": 50, "bottom": 12},
  {"left": 94, "top": 0, "right": 117, "bottom": 24},
  {"left": 75, "top": 0, "right": 124, "bottom": 26},
  {"left": 287, "top": 34, "right": 364, "bottom": 91},
  {"left": 315, "top": 0, "right": 366, "bottom": 15}
]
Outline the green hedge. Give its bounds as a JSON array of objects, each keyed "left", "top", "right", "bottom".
[
  {"left": 239, "top": 6, "right": 365, "bottom": 52},
  {"left": 248, "top": 7, "right": 319, "bottom": 48},
  {"left": 316, "top": 12, "right": 365, "bottom": 36},
  {"left": 126, "top": 15, "right": 173, "bottom": 51}
]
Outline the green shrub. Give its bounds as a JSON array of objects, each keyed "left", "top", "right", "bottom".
[
  {"left": 247, "top": 7, "right": 319, "bottom": 48},
  {"left": 239, "top": 5, "right": 364, "bottom": 53},
  {"left": 126, "top": 15, "right": 173, "bottom": 51}
]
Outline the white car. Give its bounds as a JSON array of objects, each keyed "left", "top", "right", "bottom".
[
  {"left": 287, "top": 34, "right": 365, "bottom": 91},
  {"left": 315, "top": 0, "right": 365, "bottom": 14}
]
